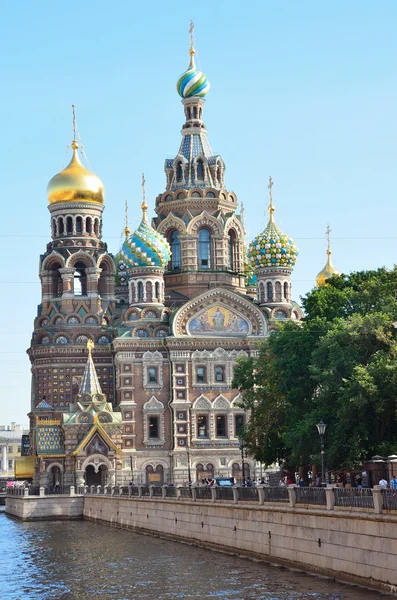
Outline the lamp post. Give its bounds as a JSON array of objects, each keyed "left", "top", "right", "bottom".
[
  {"left": 316, "top": 420, "right": 327, "bottom": 486},
  {"left": 129, "top": 455, "right": 133, "bottom": 483},
  {"left": 239, "top": 438, "right": 245, "bottom": 486},
  {"left": 186, "top": 443, "right": 192, "bottom": 486}
]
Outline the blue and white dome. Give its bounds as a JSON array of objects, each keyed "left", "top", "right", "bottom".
[
  {"left": 119, "top": 202, "right": 170, "bottom": 269},
  {"left": 177, "top": 50, "right": 210, "bottom": 99}
]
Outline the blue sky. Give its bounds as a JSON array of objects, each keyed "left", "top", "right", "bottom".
[{"left": 1, "top": 1, "right": 396, "bottom": 425}]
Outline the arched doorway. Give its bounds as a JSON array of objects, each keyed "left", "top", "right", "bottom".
[
  {"left": 196, "top": 462, "right": 215, "bottom": 483},
  {"left": 50, "top": 466, "right": 62, "bottom": 489},
  {"left": 85, "top": 464, "right": 108, "bottom": 486}
]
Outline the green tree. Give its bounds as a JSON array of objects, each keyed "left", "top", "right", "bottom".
[{"left": 234, "top": 267, "right": 397, "bottom": 470}]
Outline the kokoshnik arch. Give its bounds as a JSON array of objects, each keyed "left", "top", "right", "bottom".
[{"left": 27, "top": 27, "right": 339, "bottom": 488}]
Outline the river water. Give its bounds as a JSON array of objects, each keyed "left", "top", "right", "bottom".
[{"left": 0, "top": 507, "right": 392, "bottom": 600}]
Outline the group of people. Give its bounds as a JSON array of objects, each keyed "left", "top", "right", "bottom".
[{"left": 378, "top": 476, "right": 397, "bottom": 489}]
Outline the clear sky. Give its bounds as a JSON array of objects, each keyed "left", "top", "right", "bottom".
[{"left": 0, "top": 1, "right": 396, "bottom": 425}]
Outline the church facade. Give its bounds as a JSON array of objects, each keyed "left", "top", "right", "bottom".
[{"left": 28, "top": 35, "right": 305, "bottom": 488}]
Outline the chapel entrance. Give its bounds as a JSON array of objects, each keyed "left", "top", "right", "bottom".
[{"left": 85, "top": 464, "right": 108, "bottom": 486}]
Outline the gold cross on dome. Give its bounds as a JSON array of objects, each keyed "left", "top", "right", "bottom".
[
  {"left": 326, "top": 223, "right": 331, "bottom": 252},
  {"left": 72, "top": 104, "right": 77, "bottom": 141}
]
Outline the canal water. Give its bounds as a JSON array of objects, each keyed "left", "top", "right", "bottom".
[{"left": 0, "top": 507, "right": 392, "bottom": 599}]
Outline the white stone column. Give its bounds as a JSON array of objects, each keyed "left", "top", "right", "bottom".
[{"left": 1, "top": 445, "right": 7, "bottom": 472}]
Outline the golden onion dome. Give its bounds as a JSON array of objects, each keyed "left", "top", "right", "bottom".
[
  {"left": 316, "top": 249, "right": 341, "bottom": 287},
  {"left": 47, "top": 140, "right": 105, "bottom": 205}
]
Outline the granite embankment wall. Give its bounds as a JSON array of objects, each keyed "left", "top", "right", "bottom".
[
  {"left": 6, "top": 494, "right": 84, "bottom": 520},
  {"left": 84, "top": 496, "right": 397, "bottom": 596}
]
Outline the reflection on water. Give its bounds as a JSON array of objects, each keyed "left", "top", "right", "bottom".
[{"left": 0, "top": 507, "right": 392, "bottom": 600}]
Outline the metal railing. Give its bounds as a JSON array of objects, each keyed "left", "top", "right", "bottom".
[
  {"left": 262, "top": 487, "right": 289, "bottom": 503},
  {"left": 179, "top": 487, "right": 193, "bottom": 499},
  {"left": 195, "top": 487, "right": 212, "bottom": 500},
  {"left": 295, "top": 487, "right": 327, "bottom": 506},
  {"left": 239, "top": 487, "right": 259, "bottom": 502},
  {"left": 215, "top": 487, "right": 234, "bottom": 501},
  {"left": 334, "top": 488, "right": 374, "bottom": 509},
  {"left": 382, "top": 489, "right": 397, "bottom": 511},
  {"left": 8, "top": 485, "right": 396, "bottom": 516}
]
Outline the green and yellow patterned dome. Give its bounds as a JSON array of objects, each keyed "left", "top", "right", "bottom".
[{"left": 248, "top": 206, "right": 298, "bottom": 270}]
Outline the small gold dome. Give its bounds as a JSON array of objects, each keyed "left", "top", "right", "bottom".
[
  {"left": 47, "top": 140, "right": 105, "bottom": 205},
  {"left": 316, "top": 250, "right": 341, "bottom": 287}
]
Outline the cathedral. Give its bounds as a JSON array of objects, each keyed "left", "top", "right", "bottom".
[{"left": 27, "top": 31, "right": 338, "bottom": 488}]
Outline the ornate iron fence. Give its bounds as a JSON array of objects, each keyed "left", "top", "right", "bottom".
[
  {"left": 295, "top": 487, "right": 326, "bottom": 506},
  {"left": 334, "top": 488, "right": 374, "bottom": 509}
]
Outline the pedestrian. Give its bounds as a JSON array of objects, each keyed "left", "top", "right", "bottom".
[
  {"left": 287, "top": 476, "right": 293, "bottom": 486},
  {"left": 355, "top": 477, "right": 362, "bottom": 489},
  {"left": 298, "top": 477, "right": 305, "bottom": 488},
  {"left": 129, "top": 480, "right": 134, "bottom": 488},
  {"left": 390, "top": 475, "right": 397, "bottom": 490},
  {"left": 379, "top": 477, "right": 388, "bottom": 488},
  {"left": 279, "top": 477, "right": 286, "bottom": 487},
  {"left": 245, "top": 478, "right": 252, "bottom": 487},
  {"left": 315, "top": 475, "right": 321, "bottom": 487}
]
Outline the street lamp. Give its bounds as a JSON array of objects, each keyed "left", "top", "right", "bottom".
[
  {"left": 129, "top": 455, "right": 134, "bottom": 483},
  {"left": 186, "top": 443, "right": 192, "bottom": 486},
  {"left": 316, "top": 420, "right": 327, "bottom": 486},
  {"left": 239, "top": 438, "right": 245, "bottom": 486}
]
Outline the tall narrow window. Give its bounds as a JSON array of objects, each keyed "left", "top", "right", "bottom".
[
  {"left": 148, "top": 416, "right": 159, "bottom": 439},
  {"left": 235, "top": 414, "right": 245, "bottom": 437},
  {"left": 215, "top": 366, "right": 224, "bottom": 382},
  {"left": 193, "top": 106, "right": 198, "bottom": 119},
  {"left": 284, "top": 281, "right": 289, "bottom": 301},
  {"left": 138, "top": 282, "right": 144, "bottom": 300},
  {"left": 66, "top": 217, "right": 73, "bottom": 234},
  {"left": 86, "top": 217, "right": 92, "bottom": 235},
  {"left": 197, "top": 159, "right": 204, "bottom": 180},
  {"left": 76, "top": 217, "right": 82, "bottom": 233},
  {"left": 58, "top": 218, "right": 64, "bottom": 235},
  {"left": 267, "top": 282, "right": 273, "bottom": 301},
  {"left": 197, "top": 415, "right": 208, "bottom": 438},
  {"left": 176, "top": 162, "right": 183, "bottom": 182},
  {"left": 228, "top": 230, "right": 236, "bottom": 270},
  {"left": 196, "top": 366, "right": 206, "bottom": 383},
  {"left": 216, "top": 415, "right": 227, "bottom": 437},
  {"left": 198, "top": 228, "right": 211, "bottom": 269},
  {"left": 170, "top": 230, "right": 181, "bottom": 270},
  {"left": 155, "top": 281, "right": 160, "bottom": 300}
]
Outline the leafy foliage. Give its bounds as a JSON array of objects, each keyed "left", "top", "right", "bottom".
[{"left": 234, "top": 268, "right": 397, "bottom": 469}]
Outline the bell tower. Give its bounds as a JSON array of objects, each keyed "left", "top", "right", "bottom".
[
  {"left": 28, "top": 107, "right": 116, "bottom": 445},
  {"left": 153, "top": 24, "right": 246, "bottom": 303}
]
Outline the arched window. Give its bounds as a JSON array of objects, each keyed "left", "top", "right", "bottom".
[
  {"left": 94, "top": 219, "right": 99, "bottom": 236},
  {"left": 169, "top": 230, "right": 181, "bottom": 270},
  {"left": 199, "top": 108, "right": 202, "bottom": 119},
  {"left": 155, "top": 281, "right": 160, "bottom": 300},
  {"left": 275, "top": 281, "right": 282, "bottom": 302},
  {"left": 198, "top": 228, "right": 211, "bottom": 269},
  {"left": 58, "top": 218, "right": 64, "bottom": 235},
  {"left": 48, "top": 262, "right": 62, "bottom": 297},
  {"left": 267, "top": 282, "right": 273, "bottom": 301},
  {"left": 86, "top": 217, "right": 92, "bottom": 235},
  {"left": 284, "top": 281, "right": 289, "bottom": 301},
  {"left": 197, "top": 159, "right": 204, "bottom": 180},
  {"left": 66, "top": 217, "right": 73, "bottom": 234},
  {"left": 176, "top": 162, "right": 183, "bottom": 182},
  {"left": 193, "top": 106, "right": 197, "bottom": 119},
  {"left": 52, "top": 219, "right": 57, "bottom": 237},
  {"left": 228, "top": 230, "right": 237, "bottom": 271},
  {"left": 138, "top": 282, "right": 144, "bottom": 301},
  {"left": 73, "top": 262, "right": 87, "bottom": 296},
  {"left": 187, "top": 107, "right": 191, "bottom": 120},
  {"left": 76, "top": 217, "right": 82, "bottom": 233}
]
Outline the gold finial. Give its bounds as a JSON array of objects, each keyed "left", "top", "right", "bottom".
[
  {"left": 124, "top": 199, "right": 130, "bottom": 237},
  {"left": 326, "top": 223, "right": 331, "bottom": 255},
  {"left": 189, "top": 20, "right": 196, "bottom": 67},
  {"left": 268, "top": 175, "right": 275, "bottom": 222},
  {"left": 87, "top": 339, "right": 94, "bottom": 356},
  {"left": 71, "top": 104, "right": 78, "bottom": 150},
  {"left": 141, "top": 173, "right": 148, "bottom": 220}
]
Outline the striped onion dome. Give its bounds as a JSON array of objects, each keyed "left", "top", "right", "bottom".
[
  {"left": 120, "top": 202, "right": 170, "bottom": 269},
  {"left": 177, "top": 49, "right": 210, "bottom": 98}
]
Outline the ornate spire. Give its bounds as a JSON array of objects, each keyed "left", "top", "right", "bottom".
[
  {"left": 141, "top": 172, "right": 148, "bottom": 221},
  {"left": 316, "top": 223, "right": 341, "bottom": 286},
  {"left": 268, "top": 175, "right": 275, "bottom": 223},
  {"left": 78, "top": 340, "right": 102, "bottom": 398},
  {"left": 124, "top": 200, "right": 130, "bottom": 238},
  {"left": 177, "top": 23, "right": 210, "bottom": 98}
]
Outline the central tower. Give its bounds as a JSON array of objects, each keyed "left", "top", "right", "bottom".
[{"left": 154, "top": 26, "right": 246, "bottom": 303}]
